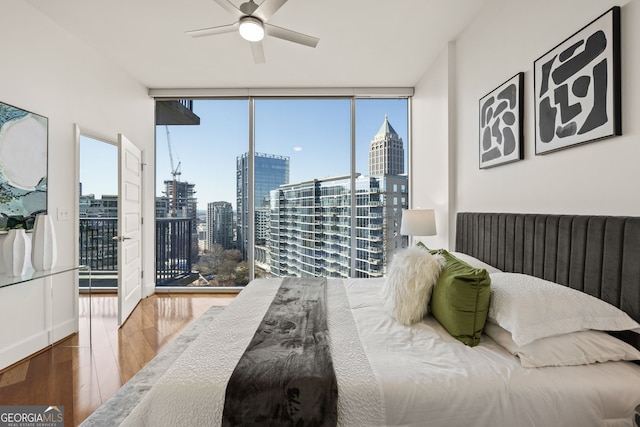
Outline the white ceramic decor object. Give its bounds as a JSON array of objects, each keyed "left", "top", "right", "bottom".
[
  {"left": 31, "top": 214, "right": 57, "bottom": 271},
  {"left": 3, "top": 229, "right": 30, "bottom": 276},
  {"left": 0, "top": 234, "right": 6, "bottom": 274}
]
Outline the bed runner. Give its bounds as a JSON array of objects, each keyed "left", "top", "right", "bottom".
[{"left": 222, "top": 277, "right": 338, "bottom": 426}]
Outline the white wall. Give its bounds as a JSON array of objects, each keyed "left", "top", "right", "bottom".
[
  {"left": 413, "top": 0, "right": 640, "bottom": 250},
  {"left": 411, "top": 43, "right": 456, "bottom": 249},
  {"left": 0, "top": 2, "right": 155, "bottom": 370}
]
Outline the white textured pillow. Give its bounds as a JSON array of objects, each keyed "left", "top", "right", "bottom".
[
  {"left": 484, "top": 322, "right": 640, "bottom": 368},
  {"left": 450, "top": 252, "right": 502, "bottom": 273},
  {"left": 488, "top": 272, "right": 640, "bottom": 346},
  {"left": 382, "top": 246, "right": 445, "bottom": 325}
]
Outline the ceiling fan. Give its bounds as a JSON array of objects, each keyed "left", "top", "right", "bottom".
[{"left": 187, "top": 0, "right": 319, "bottom": 64}]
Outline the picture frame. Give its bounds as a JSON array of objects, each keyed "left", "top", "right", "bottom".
[
  {"left": 534, "top": 6, "right": 621, "bottom": 155},
  {"left": 479, "top": 72, "right": 524, "bottom": 169},
  {"left": 0, "top": 101, "right": 48, "bottom": 230}
]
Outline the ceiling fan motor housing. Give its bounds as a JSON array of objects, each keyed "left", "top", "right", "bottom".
[{"left": 239, "top": 0, "right": 259, "bottom": 15}]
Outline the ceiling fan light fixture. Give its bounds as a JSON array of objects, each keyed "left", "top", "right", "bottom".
[{"left": 239, "top": 16, "right": 264, "bottom": 42}]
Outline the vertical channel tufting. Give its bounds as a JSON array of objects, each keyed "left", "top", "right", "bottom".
[
  {"left": 533, "top": 216, "right": 547, "bottom": 279},
  {"left": 479, "top": 214, "right": 487, "bottom": 261},
  {"left": 568, "top": 216, "right": 588, "bottom": 293},
  {"left": 472, "top": 214, "right": 480, "bottom": 258},
  {"left": 514, "top": 215, "right": 525, "bottom": 273},
  {"left": 455, "top": 212, "right": 640, "bottom": 326},
  {"left": 556, "top": 216, "right": 573, "bottom": 288},
  {"left": 489, "top": 215, "right": 498, "bottom": 267},
  {"left": 543, "top": 216, "right": 560, "bottom": 283},
  {"left": 463, "top": 214, "right": 470, "bottom": 255},
  {"left": 455, "top": 214, "right": 462, "bottom": 253},
  {"left": 464, "top": 213, "right": 472, "bottom": 255},
  {"left": 621, "top": 218, "right": 640, "bottom": 322},
  {"left": 584, "top": 217, "right": 606, "bottom": 298},
  {"left": 522, "top": 216, "right": 536, "bottom": 276},
  {"left": 497, "top": 214, "right": 506, "bottom": 271},
  {"left": 504, "top": 214, "right": 516, "bottom": 272},
  {"left": 601, "top": 217, "right": 625, "bottom": 307}
]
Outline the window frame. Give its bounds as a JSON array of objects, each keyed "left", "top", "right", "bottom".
[{"left": 152, "top": 91, "right": 413, "bottom": 289}]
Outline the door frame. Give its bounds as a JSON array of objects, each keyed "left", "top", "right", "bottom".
[{"left": 74, "top": 125, "right": 146, "bottom": 327}]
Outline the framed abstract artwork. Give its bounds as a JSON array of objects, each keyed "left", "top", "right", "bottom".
[
  {"left": 479, "top": 72, "right": 524, "bottom": 169},
  {"left": 0, "top": 101, "right": 48, "bottom": 230},
  {"left": 534, "top": 6, "right": 621, "bottom": 155}
]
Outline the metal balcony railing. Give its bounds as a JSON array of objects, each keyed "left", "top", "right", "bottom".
[
  {"left": 79, "top": 218, "right": 118, "bottom": 271},
  {"left": 79, "top": 217, "right": 194, "bottom": 287},
  {"left": 156, "top": 218, "right": 194, "bottom": 286}
]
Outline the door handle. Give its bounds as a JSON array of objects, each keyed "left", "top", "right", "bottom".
[{"left": 112, "top": 236, "right": 132, "bottom": 242}]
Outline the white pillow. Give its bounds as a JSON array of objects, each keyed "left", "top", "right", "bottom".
[
  {"left": 484, "top": 322, "right": 640, "bottom": 368},
  {"left": 450, "top": 252, "right": 502, "bottom": 273},
  {"left": 382, "top": 246, "right": 445, "bottom": 325},
  {"left": 488, "top": 272, "right": 640, "bottom": 346}
]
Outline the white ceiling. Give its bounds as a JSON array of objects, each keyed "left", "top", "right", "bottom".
[{"left": 26, "top": 0, "right": 489, "bottom": 90}]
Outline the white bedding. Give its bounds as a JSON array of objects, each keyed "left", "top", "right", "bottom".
[{"left": 122, "top": 278, "right": 640, "bottom": 427}]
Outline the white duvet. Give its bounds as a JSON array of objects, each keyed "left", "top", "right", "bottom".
[{"left": 121, "top": 278, "right": 640, "bottom": 427}]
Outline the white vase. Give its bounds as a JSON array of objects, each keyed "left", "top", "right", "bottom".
[
  {"left": 3, "top": 229, "right": 30, "bottom": 276},
  {"left": 0, "top": 234, "right": 6, "bottom": 274},
  {"left": 31, "top": 214, "right": 57, "bottom": 271}
]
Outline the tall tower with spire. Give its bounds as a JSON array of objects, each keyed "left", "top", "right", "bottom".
[{"left": 369, "top": 115, "right": 404, "bottom": 175}]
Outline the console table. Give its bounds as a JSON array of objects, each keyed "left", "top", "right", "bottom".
[
  {"left": 0, "top": 265, "right": 91, "bottom": 347},
  {"left": 0, "top": 265, "right": 88, "bottom": 289}
]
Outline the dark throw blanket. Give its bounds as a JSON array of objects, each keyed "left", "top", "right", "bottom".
[{"left": 222, "top": 277, "right": 338, "bottom": 427}]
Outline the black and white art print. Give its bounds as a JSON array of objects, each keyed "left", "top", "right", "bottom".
[
  {"left": 479, "top": 72, "right": 524, "bottom": 169},
  {"left": 534, "top": 6, "right": 621, "bottom": 155}
]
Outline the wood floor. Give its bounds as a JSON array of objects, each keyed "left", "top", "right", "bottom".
[{"left": 0, "top": 293, "right": 235, "bottom": 427}]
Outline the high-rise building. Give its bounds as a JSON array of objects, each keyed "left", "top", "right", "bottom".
[
  {"left": 236, "top": 152, "right": 290, "bottom": 259},
  {"left": 369, "top": 115, "right": 405, "bottom": 176},
  {"left": 163, "top": 180, "right": 197, "bottom": 220},
  {"left": 207, "top": 201, "right": 234, "bottom": 250},
  {"left": 269, "top": 174, "right": 407, "bottom": 278},
  {"left": 79, "top": 194, "right": 118, "bottom": 218},
  {"left": 161, "top": 179, "right": 198, "bottom": 261},
  {"left": 268, "top": 116, "right": 408, "bottom": 278}
]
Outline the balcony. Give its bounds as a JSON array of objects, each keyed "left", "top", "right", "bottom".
[
  {"left": 155, "top": 100, "right": 201, "bottom": 126},
  {"left": 79, "top": 217, "right": 194, "bottom": 287}
]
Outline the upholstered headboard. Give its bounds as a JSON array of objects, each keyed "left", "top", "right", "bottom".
[{"left": 455, "top": 213, "right": 640, "bottom": 331}]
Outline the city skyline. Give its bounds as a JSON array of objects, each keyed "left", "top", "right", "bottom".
[{"left": 80, "top": 98, "right": 408, "bottom": 211}]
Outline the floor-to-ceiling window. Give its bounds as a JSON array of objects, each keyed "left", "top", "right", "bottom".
[
  {"left": 354, "top": 99, "right": 409, "bottom": 277},
  {"left": 155, "top": 100, "right": 248, "bottom": 286},
  {"left": 255, "top": 99, "right": 351, "bottom": 278},
  {"left": 154, "top": 96, "right": 408, "bottom": 288}
]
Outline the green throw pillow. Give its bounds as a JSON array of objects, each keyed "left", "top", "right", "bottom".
[{"left": 429, "top": 250, "right": 491, "bottom": 346}]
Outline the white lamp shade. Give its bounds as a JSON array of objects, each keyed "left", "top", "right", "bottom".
[
  {"left": 400, "top": 209, "right": 436, "bottom": 236},
  {"left": 239, "top": 16, "right": 264, "bottom": 42}
]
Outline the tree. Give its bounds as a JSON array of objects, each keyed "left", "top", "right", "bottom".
[
  {"left": 234, "top": 262, "right": 250, "bottom": 286},
  {"left": 193, "top": 250, "right": 216, "bottom": 275},
  {"left": 194, "top": 246, "right": 246, "bottom": 286}
]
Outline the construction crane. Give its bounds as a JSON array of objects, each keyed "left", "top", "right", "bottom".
[{"left": 165, "top": 125, "right": 182, "bottom": 217}]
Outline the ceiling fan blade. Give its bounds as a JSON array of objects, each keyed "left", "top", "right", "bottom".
[
  {"left": 250, "top": 41, "right": 266, "bottom": 64},
  {"left": 253, "top": 0, "right": 288, "bottom": 22},
  {"left": 265, "top": 24, "right": 319, "bottom": 48},
  {"left": 187, "top": 22, "right": 239, "bottom": 38},
  {"left": 213, "top": 0, "right": 244, "bottom": 19}
]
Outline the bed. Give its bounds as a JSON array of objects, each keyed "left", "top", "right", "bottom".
[{"left": 121, "top": 212, "right": 640, "bottom": 427}]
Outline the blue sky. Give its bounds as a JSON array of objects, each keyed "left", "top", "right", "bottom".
[{"left": 80, "top": 98, "right": 408, "bottom": 211}]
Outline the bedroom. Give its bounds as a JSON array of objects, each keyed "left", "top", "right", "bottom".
[{"left": 0, "top": 0, "right": 639, "bottom": 425}]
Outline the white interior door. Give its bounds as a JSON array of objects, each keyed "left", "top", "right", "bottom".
[{"left": 117, "top": 134, "right": 143, "bottom": 326}]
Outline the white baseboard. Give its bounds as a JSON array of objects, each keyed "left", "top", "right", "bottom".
[{"left": 0, "top": 330, "right": 50, "bottom": 371}]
